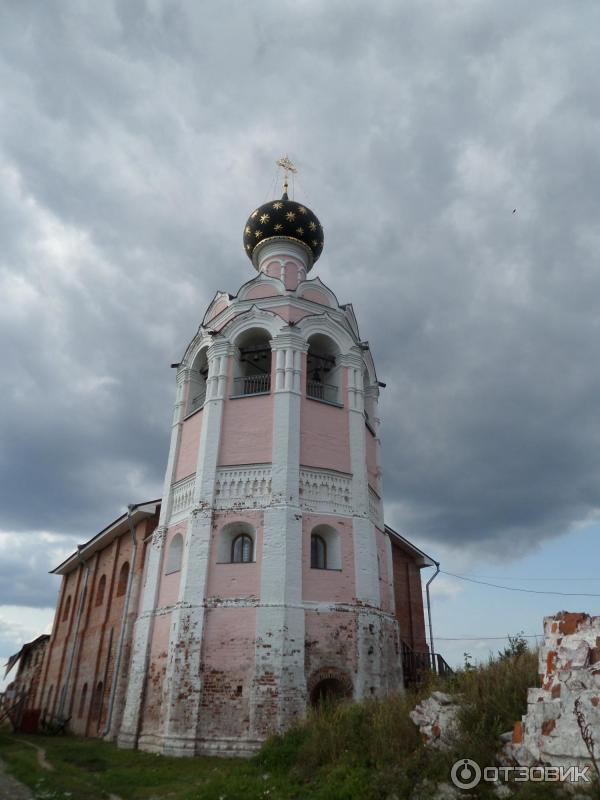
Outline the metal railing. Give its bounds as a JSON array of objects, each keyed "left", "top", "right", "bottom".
[
  {"left": 307, "top": 381, "right": 339, "bottom": 404},
  {"left": 401, "top": 639, "right": 454, "bottom": 689},
  {"left": 188, "top": 389, "right": 206, "bottom": 414},
  {"left": 232, "top": 374, "right": 271, "bottom": 396}
]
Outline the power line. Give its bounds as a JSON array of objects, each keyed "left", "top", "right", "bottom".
[
  {"left": 435, "top": 634, "right": 542, "bottom": 641},
  {"left": 440, "top": 571, "right": 600, "bottom": 597},
  {"left": 452, "top": 574, "right": 600, "bottom": 582}
]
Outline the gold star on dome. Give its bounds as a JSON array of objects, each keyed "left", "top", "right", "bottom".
[
  {"left": 286, "top": 211, "right": 296, "bottom": 222},
  {"left": 274, "top": 223, "right": 283, "bottom": 231},
  {"left": 245, "top": 244, "right": 251, "bottom": 250},
  {"left": 260, "top": 213, "right": 270, "bottom": 224},
  {"left": 245, "top": 226, "right": 251, "bottom": 235},
  {"left": 255, "top": 230, "right": 263, "bottom": 238},
  {"left": 308, "top": 221, "right": 316, "bottom": 231},
  {"left": 296, "top": 227, "right": 304, "bottom": 235},
  {"left": 297, "top": 205, "right": 307, "bottom": 214},
  {"left": 273, "top": 201, "right": 283, "bottom": 210},
  {"left": 251, "top": 210, "right": 259, "bottom": 219},
  {"left": 312, "top": 239, "right": 318, "bottom": 246}
]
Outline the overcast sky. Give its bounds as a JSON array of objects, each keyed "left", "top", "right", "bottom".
[{"left": 2, "top": 0, "right": 600, "bottom": 678}]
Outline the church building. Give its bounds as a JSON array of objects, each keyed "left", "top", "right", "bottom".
[{"left": 35, "top": 167, "right": 438, "bottom": 756}]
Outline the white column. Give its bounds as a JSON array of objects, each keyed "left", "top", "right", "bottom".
[
  {"left": 118, "top": 370, "right": 187, "bottom": 748},
  {"left": 251, "top": 332, "right": 307, "bottom": 737},
  {"left": 342, "top": 350, "right": 380, "bottom": 606},
  {"left": 160, "top": 339, "right": 231, "bottom": 755},
  {"left": 340, "top": 350, "right": 384, "bottom": 700}
]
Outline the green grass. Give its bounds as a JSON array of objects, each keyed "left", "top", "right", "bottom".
[{"left": 0, "top": 649, "right": 595, "bottom": 799}]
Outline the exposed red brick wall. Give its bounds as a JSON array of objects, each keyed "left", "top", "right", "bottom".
[
  {"left": 37, "top": 511, "right": 159, "bottom": 737},
  {"left": 391, "top": 544, "right": 428, "bottom": 653}
]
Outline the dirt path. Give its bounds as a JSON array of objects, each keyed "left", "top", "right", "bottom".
[
  {"left": 15, "top": 739, "right": 53, "bottom": 771},
  {"left": 0, "top": 758, "right": 34, "bottom": 800}
]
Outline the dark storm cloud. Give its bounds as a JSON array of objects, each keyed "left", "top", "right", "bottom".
[{"left": 1, "top": 0, "right": 600, "bottom": 582}]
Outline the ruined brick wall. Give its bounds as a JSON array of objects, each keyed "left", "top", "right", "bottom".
[
  {"left": 391, "top": 544, "right": 428, "bottom": 652},
  {"left": 138, "top": 611, "right": 170, "bottom": 746},
  {"left": 305, "top": 609, "right": 357, "bottom": 687},
  {"left": 197, "top": 607, "right": 257, "bottom": 742},
  {"left": 10, "top": 637, "right": 49, "bottom": 711},
  {"left": 510, "top": 612, "right": 600, "bottom": 771}
]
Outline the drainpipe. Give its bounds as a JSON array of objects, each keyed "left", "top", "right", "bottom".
[
  {"left": 425, "top": 561, "right": 440, "bottom": 661},
  {"left": 58, "top": 545, "right": 89, "bottom": 719},
  {"left": 102, "top": 504, "right": 138, "bottom": 738}
]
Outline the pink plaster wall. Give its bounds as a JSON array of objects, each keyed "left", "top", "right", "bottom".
[
  {"left": 366, "top": 427, "right": 378, "bottom": 491},
  {"left": 206, "top": 510, "right": 262, "bottom": 599},
  {"left": 302, "top": 514, "right": 355, "bottom": 602},
  {"left": 218, "top": 394, "right": 273, "bottom": 465},
  {"left": 300, "top": 396, "right": 351, "bottom": 474},
  {"left": 174, "top": 409, "right": 203, "bottom": 481},
  {"left": 269, "top": 304, "right": 311, "bottom": 324},
  {"left": 300, "top": 288, "right": 331, "bottom": 306},
  {"left": 265, "top": 261, "right": 282, "bottom": 279},
  {"left": 206, "top": 296, "right": 229, "bottom": 322},
  {"left": 157, "top": 523, "right": 186, "bottom": 607},
  {"left": 375, "top": 529, "right": 391, "bottom": 613},
  {"left": 246, "top": 284, "right": 280, "bottom": 300}
]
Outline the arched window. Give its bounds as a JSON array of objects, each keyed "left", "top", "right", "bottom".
[
  {"left": 311, "top": 534, "right": 327, "bottom": 569},
  {"left": 45, "top": 684, "right": 54, "bottom": 715},
  {"left": 91, "top": 681, "right": 103, "bottom": 720},
  {"left": 187, "top": 348, "right": 209, "bottom": 415},
  {"left": 165, "top": 534, "right": 184, "bottom": 575},
  {"left": 116, "top": 562, "right": 129, "bottom": 597},
  {"left": 62, "top": 594, "right": 72, "bottom": 622},
  {"left": 232, "top": 328, "right": 272, "bottom": 397},
  {"left": 216, "top": 522, "right": 256, "bottom": 564},
  {"left": 306, "top": 333, "right": 342, "bottom": 405},
  {"left": 231, "top": 534, "right": 253, "bottom": 564},
  {"left": 309, "top": 524, "right": 342, "bottom": 570},
  {"left": 78, "top": 683, "right": 88, "bottom": 718},
  {"left": 95, "top": 575, "right": 106, "bottom": 606}
]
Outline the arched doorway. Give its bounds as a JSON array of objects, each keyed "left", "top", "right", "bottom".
[{"left": 308, "top": 668, "right": 353, "bottom": 708}]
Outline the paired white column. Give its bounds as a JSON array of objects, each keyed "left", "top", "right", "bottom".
[
  {"left": 341, "top": 350, "right": 386, "bottom": 699},
  {"left": 118, "top": 369, "right": 188, "bottom": 748},
  {"left": 251, "top": 332, "right": 307, "bottom": 737},
  {"left": 160, "top": 339, "right": 231, "bottom": 755},
  {"left": 343, "top": 351, "right": 381, "bottom": 607}
]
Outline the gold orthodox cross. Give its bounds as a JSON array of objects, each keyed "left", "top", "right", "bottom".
[{"left": 276, "top": 154, "right": 297, "bottom": 195}]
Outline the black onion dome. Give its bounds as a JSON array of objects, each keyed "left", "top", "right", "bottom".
[{"left": 243, "top": 193, "right": 324, "bottom": 265}]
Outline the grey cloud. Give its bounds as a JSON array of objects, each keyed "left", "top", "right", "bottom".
[{"left": 1, "top": 0, "right": 600, "bottom": 601}]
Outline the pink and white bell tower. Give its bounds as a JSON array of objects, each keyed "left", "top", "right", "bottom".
[{"left": 118, "top": 170, "right": 404, "bottom": 756}]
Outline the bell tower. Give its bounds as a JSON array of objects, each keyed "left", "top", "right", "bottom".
[{"left": 118, "top": 161, "right": 403, "bottom": 756}]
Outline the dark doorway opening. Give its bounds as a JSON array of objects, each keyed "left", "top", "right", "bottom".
[{"left": 309, "top": 677, "right": 351, "bottom": 707}]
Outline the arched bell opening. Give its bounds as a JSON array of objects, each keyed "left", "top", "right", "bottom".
[
  {"left": 232, "top": 327, "right": 272, "bottom": 397},
  {"left": 306, "top": 333, "right": 341, "bottom": 405},
  {"left": 187, "top": 348, "right": 209, "bottom": 415}
]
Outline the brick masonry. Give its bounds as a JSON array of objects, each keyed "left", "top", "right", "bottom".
[{"left": 507, "top": 611, "right": 600, "bottom": 773}]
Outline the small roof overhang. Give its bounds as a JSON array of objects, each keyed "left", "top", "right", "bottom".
[
  {"left": 51, "top": 500, "right": 161, "bottom": 576},
  {"left": 4, "top": 634, "right": 50, "bottom": 678},
  {"left": 385, "top": 525, "right": 438, "bottom": 569}
]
